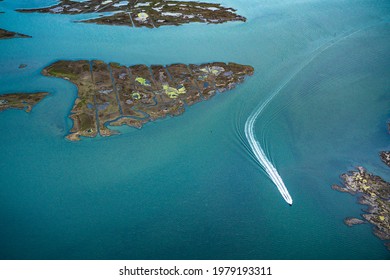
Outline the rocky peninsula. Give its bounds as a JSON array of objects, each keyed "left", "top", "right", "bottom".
[
  {"left": 0, "top": 28, "right": 31, "bottom": 39},
  {"left": 17, "top": 0, "right": 245, "bottom": 28},
  {"left": 332, "top": 166, "right": 390, "bottom": 250},
  {"left": 43, "top": 60, "right": 254, "bottom": 141},
  {"left": 0, "top": 92, "right": 48, "bottom": 112}
]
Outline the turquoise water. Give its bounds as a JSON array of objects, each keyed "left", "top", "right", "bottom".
[{"left": 0, "top": 0, "right": 389, "bottom": 259}]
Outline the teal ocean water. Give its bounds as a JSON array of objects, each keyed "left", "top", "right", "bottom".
[{"left": 0, "top": 0, "right": 389, "bottom": 259}]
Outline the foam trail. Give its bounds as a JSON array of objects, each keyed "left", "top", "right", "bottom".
[
  {"left": 245, "top": 96, "right": 293, "bottom": 205},
  {"left": 244, "top": 27, "right": 369, "bottom": 205}
]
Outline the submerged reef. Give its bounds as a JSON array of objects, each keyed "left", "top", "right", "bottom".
[
  {"left": 0, "top": 28, "right": 31, "bottom": 39},
  {"left": 0, "top": 92, "right": 48, "bottom": 112},
  {"left": 343, "top": 217, "right": 365, "bottom": 227},
  {"left": 17, "top": 0, "right": 245, "bottom": 28},
  {"left": 43, "top": 60, "right": 254, "bottom": 141},
  {"left": 332, "top": 166, "right": 390, "bottom": 250}
]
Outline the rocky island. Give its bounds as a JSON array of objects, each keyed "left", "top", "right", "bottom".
[
  {"left": 0, "top": 28, "right": 31, "bottom": 39},
  {"left": 43, "top": 60, "right": 254, "bottom": 141},
  {"left": 0, "top": 92, "right": 48, "bottom": 112},
  {"left": 17, "top": 0, "right": 246, "bottom": 28},
  {"left": 332, "top": 167, "right": 390, "bottom": 250}
]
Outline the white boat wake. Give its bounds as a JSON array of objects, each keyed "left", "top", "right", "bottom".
[
  {"left": 244, "top": 27, "right": 370, "bottom": 205},
  {"left": 244, "top": 94, "right": 293, "bottom": 205}
]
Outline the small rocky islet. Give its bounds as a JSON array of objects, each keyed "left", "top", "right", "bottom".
[
  {"left": 380, "top": 124, "right": 390, "bottom": 168},
  {"left": 17, "top": 0, "right": 246, "bottom": 28},
  {"left": 0, "top": 28, "right": 31, "bottom": 39},
  {"left": 43, "top": 60, "right": 254, "bottom": 141},
  {"left": 380, "top": 151, "right": 390, "bottom": 168},
  {"left": 0, "top": 92, "right": 48, "bottom": 112}
]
